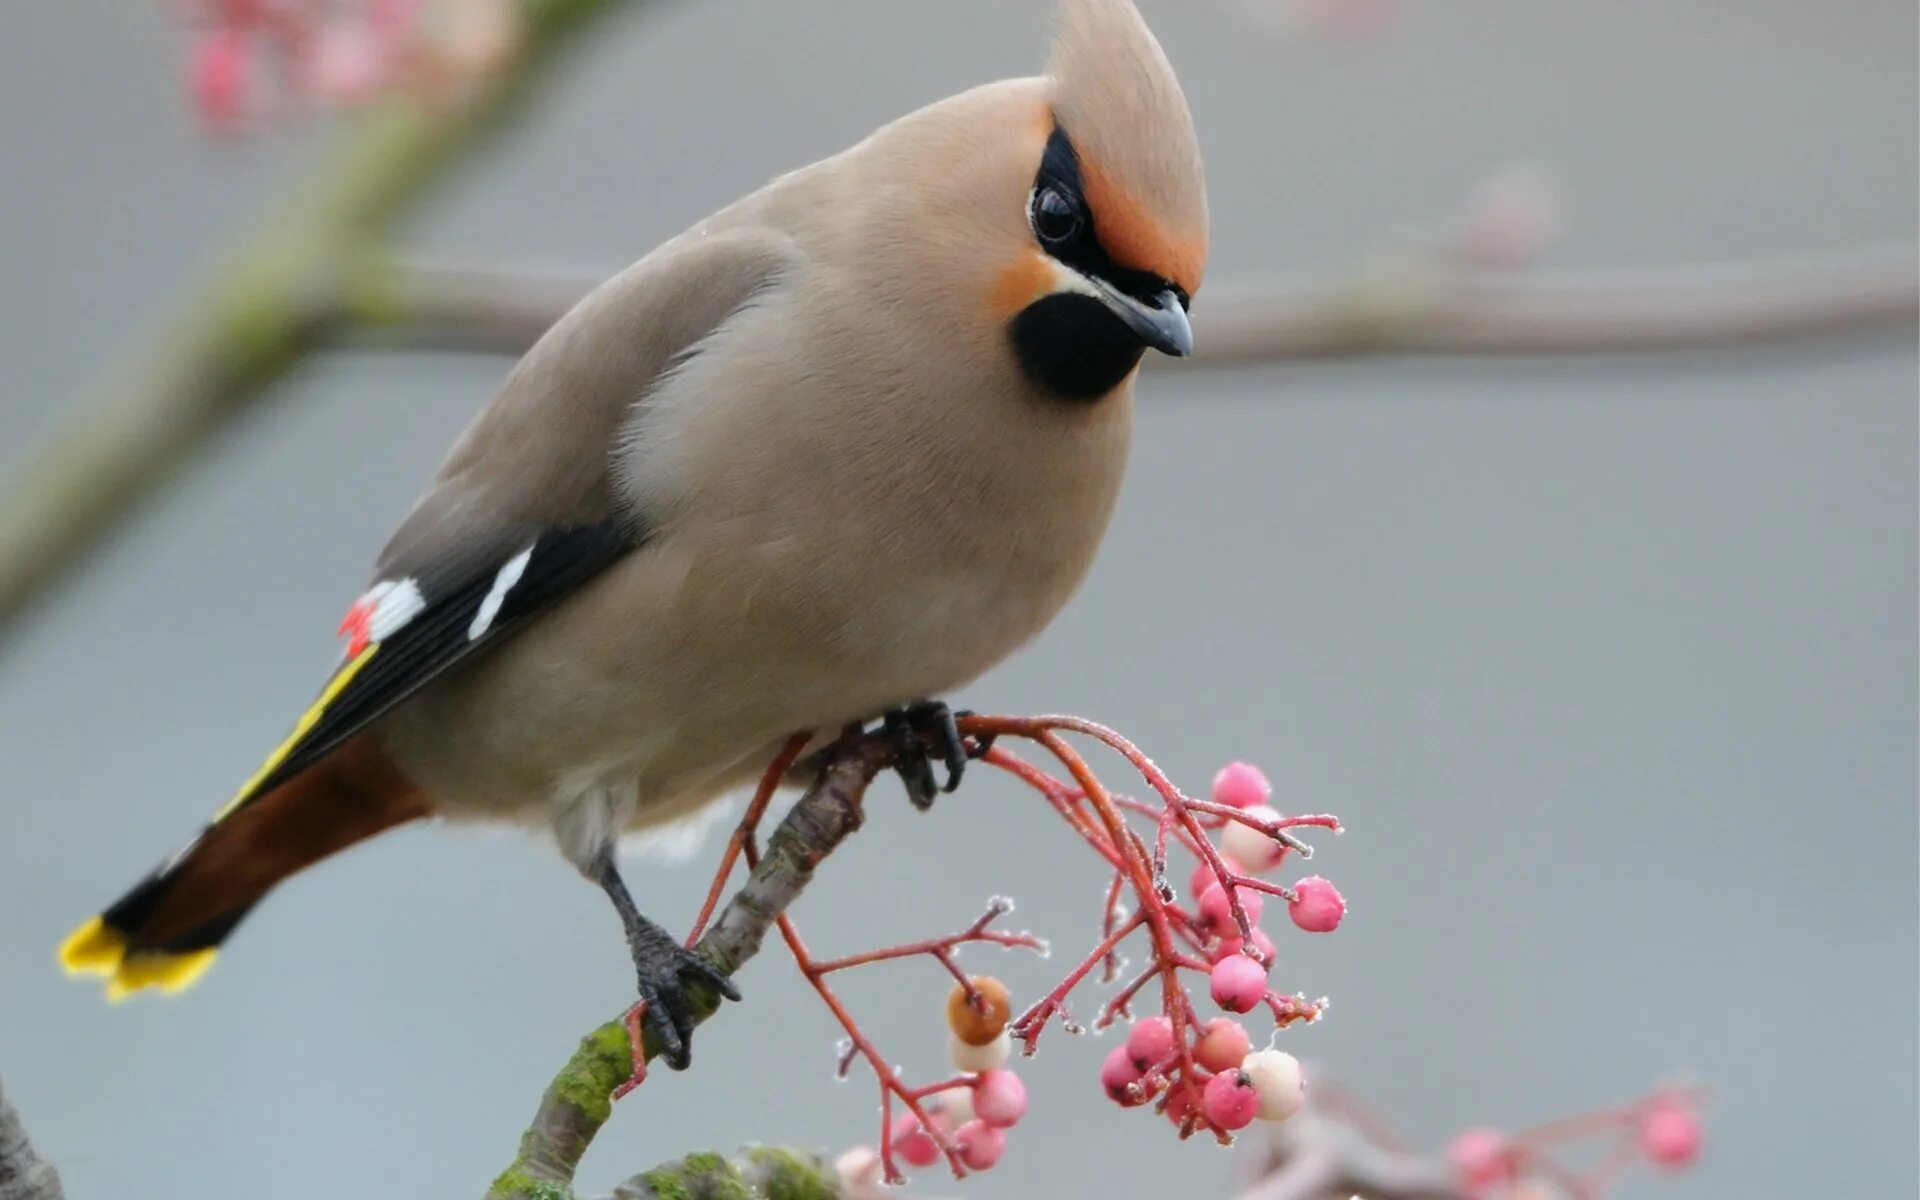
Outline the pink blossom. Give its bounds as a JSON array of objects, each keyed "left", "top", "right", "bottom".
[{"left": 188, "top": 28, "right": 252, "bottom": 132}]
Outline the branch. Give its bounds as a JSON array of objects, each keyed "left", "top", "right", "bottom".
[
  {"left": 357, "top": 244, "right": 1918, "bottom": 360},
  {"left": 6, "top": 240, "right": 1903, "bottom": 646},
  {"left": 601, "top": 1146, "right": 844, "bottom": 1200},
  {"left": 1227, "top": 1106, "right": 1461, "bottom": 1200},
  {"left": 486, "top": 731, "right": 891, "bottom": 1200},
  {"left": 0, "top": 1076, "right": 65, "bottom": 1200}
]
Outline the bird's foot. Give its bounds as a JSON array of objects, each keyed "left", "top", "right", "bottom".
[
  {"left": 625, "top": 917, "right": 740, "bottom": 1072},
  {"left": 594, "top": 856, "right": 740, "bottom": 1074},
  {"left": 881, "top": 700, "right": 995, "bottom": 810}
]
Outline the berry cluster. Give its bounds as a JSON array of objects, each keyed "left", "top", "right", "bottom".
[{"left": 721, "top": 719, "right": 1350, "bottom": 1187}]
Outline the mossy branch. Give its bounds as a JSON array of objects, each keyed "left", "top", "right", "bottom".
[{"left": 487, "top": 734, "right": 892, "bottom": 1200}]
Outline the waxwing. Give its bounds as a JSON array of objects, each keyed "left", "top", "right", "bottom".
[{"left": 63, "top": 0, "right": 1208, "bottom": 1070}]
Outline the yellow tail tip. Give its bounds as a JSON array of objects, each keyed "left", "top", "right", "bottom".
[
  {"left": 59, "top": 916, "right": 126, "bottom": 976},
  {"left": 59, "top": 916, "right": 218, "bottom": 998}
]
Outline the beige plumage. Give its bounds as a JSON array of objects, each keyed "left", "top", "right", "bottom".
[{"left": 62, "top": 0, "right": 1207, "bottom": 1069}]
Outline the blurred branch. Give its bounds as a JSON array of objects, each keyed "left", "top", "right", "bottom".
[
  {"left": 0, "top": 1076, "right": 65, "bottom": 1200},
  {"left": 361, "top": 244, "right": 1919, "bottom": 361},
  {"left": 0, "top": 4, "right": 1910, "bottom": 649},
  {"left": 0, "top": 0, "right": 657, "bottom": 641},
  {"left": 487, "top": 731, "right": 888, "bottom": 1200},
  {"left": 1225, "top": 1102, "right": 1463, "bottom": 1200}
]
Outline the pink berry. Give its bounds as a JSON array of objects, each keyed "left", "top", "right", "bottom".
[
  {"left": 953, "top": 1119, "right": 1006, "bottom": 1171},
  {"left": 1198, "top": 881, "right": 1265, "bottom": 931},
  {"left": 1125, "top": 1015, "right": 1176, "bottom": 1070},
  {"left": 971, "top": 1069, "right": 1028, "bottom": 1129},
  {"left": 1639, "top": 1102, "right": 1702, "bottom": 1169},
  {"left": 1207, "top": 925, "right": 1276, "bottom": 966},
  {"left": 1448, "top": 1127, "right": 1515, "bottom": 1191},
  {"left": 1189, "top": 855, "right": 1242, "bottom": 900},
  {"left": 1221, "top": 805, "right": 1289, "bottom": 873},
  {"left": 889, "top": 1112, "right": 940, "bottom": 1168},
  {"left": 1212, "top": 761, "right": 1271, "bottom": 809},
  {"left": 1201, "top": 1069, "right": 1261, "bottom": 1131},
  {"left": 1209, "top": 954, "right": 1269, "bottom": 1013},
  {"left": 1100, "top": 1044, "right": 1145, "bottom": 1104},
  {"left": 1192, "top": 1018, "right": 1252, "bottom": 1073},
  {"left": 1288, "top": 875, "right": 1346, "bottom": 933},
  {"left": 1162, "top": 1082, "right": 1195, "bottom": 1128}
]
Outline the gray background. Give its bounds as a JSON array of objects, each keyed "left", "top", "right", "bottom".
[{"left": 1, "top": 2, "right": 1914, "bottom": 1197}]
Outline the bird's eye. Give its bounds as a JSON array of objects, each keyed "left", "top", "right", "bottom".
[{"left": 1032, "top": 186, "right": 1082, "bottom": 245}]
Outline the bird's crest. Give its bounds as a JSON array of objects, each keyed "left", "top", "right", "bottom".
[{"left": 1046, "top": 0, "right": 1208, "bottom": 295}]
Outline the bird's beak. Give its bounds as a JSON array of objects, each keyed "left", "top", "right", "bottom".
[{"left": 1095, "top": 283, "right": 1193, "bottom": 358}]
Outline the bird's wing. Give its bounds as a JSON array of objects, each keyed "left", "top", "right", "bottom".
[{"left": 218, "top": 230, "right": 800, "bottom": 815}]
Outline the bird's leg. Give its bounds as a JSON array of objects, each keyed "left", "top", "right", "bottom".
[
  {"left": 591, "top": 853, "right": 740, "bottom": 1072},
  {"left": 881, "top": 700, "right": 993, "bottom": 810}
]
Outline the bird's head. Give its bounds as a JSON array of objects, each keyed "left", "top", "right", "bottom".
[{"left": 996, "top": 0, "right": 1208, "bottom": 400}]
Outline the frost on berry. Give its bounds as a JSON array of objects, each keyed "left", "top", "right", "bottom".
[
  {"left": 685, "top": 724, "right": 1341, "bottom": 1179},
  {"left": 946, "top": 975, "right": 1012, "bottom": 1045},
  {"left": 952, "top": 1119, "right": 1007, "bottom": 1171},
  {"left": 971, "top": 1069, "right": 1028, "bottom": 1129},
  {"left": 1220, "top": 804, "right": 1291, "bottom": 873},
  {"left": 1209, "top": 954, "right": 1269, "bottom": 1013},
  {"left": 1124, "top": 1015, "right": 1176, "bottom": 1070},
  {"left": 1288, "top": 875, "right": 1346, "bottom": 933},
  {"left": 948, "top": 1028, "right": 1012, "bottom": 1074},
  {"left": 1198, "top": 880, "right": 1266, "bottom": 931},
  {"left": 1192, "top": 1019, "right": 1252, "bottom": 1074},
  {"left": 1211, "top": 761, "right": 1271, "bottom": 809},
  {"left": 1201, "top": 1068, "right": 1261, "bottom": 1131},
  {"left": 888, "top": 1113, "right": 940, "bottom": 1169},
  {"left": 1101, "top": 1044, "right": 1146, "bottom": 1104},
  {"left": 1241, "top": 1048, "right": 1306, "bottom": 1122}
]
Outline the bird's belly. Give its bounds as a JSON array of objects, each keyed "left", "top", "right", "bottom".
[{"left": 379, "top": 399, "right": 1128, "bottom": 824}]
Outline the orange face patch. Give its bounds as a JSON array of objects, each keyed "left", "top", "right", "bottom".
[
  {"left": 988, "top": 250, "right": 1059, "bottom": 319},
  {"left": 1078, "top": 154, "right": 1206, "bottom": 297}
]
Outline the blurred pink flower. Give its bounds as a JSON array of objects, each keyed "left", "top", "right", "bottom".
[
  {"left": 188, "top": 27, "right": 253, "bottom": 133},
  {"left": 1452, "top": 163, "right": 1569, "bottom": 270}
]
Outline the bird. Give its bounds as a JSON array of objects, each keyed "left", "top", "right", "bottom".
[{"left": 60, "top": 0, "right": 1207, "bottom": 1071}]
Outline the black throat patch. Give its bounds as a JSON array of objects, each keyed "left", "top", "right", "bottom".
[{"left": 1010, "top": 125, "right": 1172, "bottom": 402}]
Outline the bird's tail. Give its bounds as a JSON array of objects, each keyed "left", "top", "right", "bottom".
[{"left": 59, "top": 732, "right": 427, "bottom": 999}]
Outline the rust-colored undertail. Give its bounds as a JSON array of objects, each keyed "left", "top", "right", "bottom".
[{"left": 60, "top": 733, "right": 427, "bottom": 999}]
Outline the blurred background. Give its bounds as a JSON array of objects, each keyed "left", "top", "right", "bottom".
[{"left": 0, "top": 2, "right": 1914, "bottom": 1198}]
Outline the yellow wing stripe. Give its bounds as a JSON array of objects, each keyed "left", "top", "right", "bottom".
[{"left": 211, "top": 644, "right": 380, "bottom": 822}]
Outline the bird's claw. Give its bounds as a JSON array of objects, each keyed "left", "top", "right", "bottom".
[
  {"left": 882, "top": 700, "right": 991, "bottom": 810},
  {"left": 628, "top": 920, "right": 740, "bottom": 1072}
]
